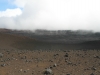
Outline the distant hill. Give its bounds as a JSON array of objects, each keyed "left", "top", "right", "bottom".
[
  {"left": 0, "top": 28, "right": 100, "bottom": 50},
  {"left": 3, "top": 29, "right": 100, "bottom": 43}
]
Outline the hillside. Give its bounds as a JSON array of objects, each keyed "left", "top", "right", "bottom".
[
  {"left": 0, "top": 32, "right": 35, "bottom": 50},
  {"left": 0, "top": 29, "right": 100, "bottom": 50}
]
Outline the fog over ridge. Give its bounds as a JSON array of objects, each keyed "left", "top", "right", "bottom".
[{"left": 0, "top": 0, "right": 100, "bottom": 32}]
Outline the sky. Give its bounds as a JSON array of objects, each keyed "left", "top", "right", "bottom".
[{"left": 0, "top": 0, "right": 100, "bottom": 31}]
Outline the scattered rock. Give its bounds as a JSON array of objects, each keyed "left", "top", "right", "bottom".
[
  {"left": 7, "top": 58, "right": 10, "bottom": 61},
  {"left": 44, "top": 68, "right": 53, "bottom": 75},
  {"left": 53, "top": 63, "right": 57, "bottom": 67},
  {"left": 0, "top": 53, "right": 3, "bottom": 58},
  {"left": 49, "top": 60, "right": 53, "bottom": 62},
  {"left": 84, "top": 68, "right": 90, "bottom": 71},
  {"left": 63, "top": 50, "right": 67, "bottom": 52},
  {"left": 91, "top": 67, "right": 96, "bottom": 71},
  {"left": 64, "top": 53, "right": 68, "bottom": 57},
  {"left": 67, "top": 61, "right": 72, "bottom": 65},
  {"left": 49, "top": 66, "right": 53, "bottom": 69},
  {"left": 54, "top": 54, "right": 59, "bottom": 56},
  {"left": 32, "top": 73, "right": 34, "bottom": 75},
  {"left": 90, "top": 73, "right": 94, "bottom": 75},
  {"left": 19, "top": 69, "right": 23, "bottom": 72},
  {"left": 66, "top": 74, "right": 70, "bottom": 75},
  {"left": 1, "top": 64, "right": 6, "bottom": 67},
  {"left": 0, "top": 59, "right": 5, "bottom": 62},
  {"left": 24, "top": 70, "right": 27, "bottom": 73},
  {"left": 21, "top": 56, "right": 26, "bottom": 59},
  {"left": 27, "top": 69, "right": 30, "bottom": 70},
  {"left": 94, "top": 55, "right": 100, "bottom": 59}
]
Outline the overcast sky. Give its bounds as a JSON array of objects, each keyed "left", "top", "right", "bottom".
[{"left": 0, "top": 0, "right": 100, "bottom": 31}]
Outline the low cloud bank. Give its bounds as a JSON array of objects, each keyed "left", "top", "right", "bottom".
[{"left": 0, "top": 0, "right": 100, "bottom": 32}]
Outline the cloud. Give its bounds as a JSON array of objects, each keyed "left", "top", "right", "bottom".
[
  {"left": 0, "top": 0, "right": 100, "bottom": 31},
  {"left": 0, "top": 8, "right": 22, "bottom": 17}
]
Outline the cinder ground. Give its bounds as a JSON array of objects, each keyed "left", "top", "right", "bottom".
[{"left": 0, "top": 49, "right": 100, "bottom": 75}]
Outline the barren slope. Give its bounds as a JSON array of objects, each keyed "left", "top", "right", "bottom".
[
  {"left": 0, "top": 32, "right": 35, "bottom": 49},
  {"left": 0, "top": 32, "right": 100, "bottom": 50}
]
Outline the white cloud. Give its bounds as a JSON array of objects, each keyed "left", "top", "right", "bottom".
[
  {"left": 0, "top": 0, "right": 100, "bottom": 31},
  {"left": 0, "top": 8, "right": 22, "bottom": 17}
]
